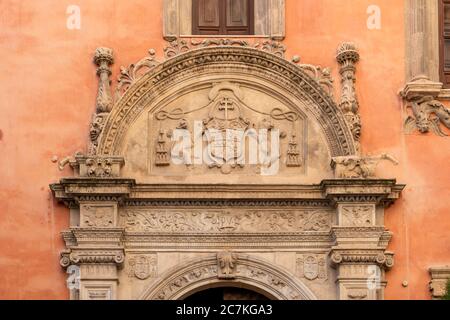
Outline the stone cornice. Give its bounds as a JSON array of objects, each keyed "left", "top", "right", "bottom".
[{"left": 51, "top": 179, "right": 404, "bottom": 207}]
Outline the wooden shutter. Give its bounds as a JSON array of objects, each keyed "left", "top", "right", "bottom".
[
  {"left": 193, "top": 0, "right": 254, "bottom": 35},
  {"left": 440, "top": 0, "right": 450, "bottom": 87}
]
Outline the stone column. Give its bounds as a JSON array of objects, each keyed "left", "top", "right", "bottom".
[
  {"left": 322, "top": 180, "right": 403, "bottom": 300},
  {"left": 89, "top": 47, "right": 114, "bottom": 155},
  {"left": 337, "top": 43, "right": 361, "bottom": 154}
]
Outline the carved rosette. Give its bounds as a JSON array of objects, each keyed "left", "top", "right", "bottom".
[{"left": 337, "top": 43, "right": 361, "bottom": 153}]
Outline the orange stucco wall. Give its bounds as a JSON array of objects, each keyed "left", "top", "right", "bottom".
[{"left": 0, "top": 0, "right": 448, "bottom": 300}]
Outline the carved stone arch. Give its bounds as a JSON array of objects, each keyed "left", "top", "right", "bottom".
[
  {"left": 97, "top": 46, "right": 356, "bottom": 157},
  {"left": 139, "top": 254, "right": 318, "bottom": 300}
]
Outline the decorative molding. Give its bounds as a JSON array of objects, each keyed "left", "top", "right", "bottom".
[
  {"left": 330, "top": 251, "right": 394, "bottom": 270},
  {"left": 80, "top": 204, "right": 116, "bottom": 228},
  {"left": 404, "top": 97, "right": 450, "bottom": 136},
  {"left": 429, "top": 266, "right": 450, "bottom": 298},
  {"left": 336, "top": 42, "right": 361, "bottom": 153}
]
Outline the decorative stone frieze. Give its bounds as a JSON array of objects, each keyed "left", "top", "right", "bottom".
[{"left": 429, "top": 266, "right": 450, "bottom": 299}]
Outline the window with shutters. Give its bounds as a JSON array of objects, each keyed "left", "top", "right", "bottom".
[
  {"left": 440, "top": 0, "right": 450, "bottom": 87},
  {"left": 163, "top": 0, "right": 285, "bottom": 40},
  {"left": 192, "top": 0, "right": 254, "bottom": 35}
]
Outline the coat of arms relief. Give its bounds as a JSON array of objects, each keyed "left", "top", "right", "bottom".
[{"left": 150, "top": 82, "right": 305, "bottom": 175}]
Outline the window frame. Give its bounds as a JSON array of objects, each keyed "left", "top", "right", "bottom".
[
  {"left": 163, "top": 0, "right": 285, "bottom": 41},
  {"left": 192, "top": 0, "right": 255, "bottom": 36}
]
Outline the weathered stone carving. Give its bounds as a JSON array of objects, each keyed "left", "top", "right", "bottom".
[
  {"left": 154, "top": 130, "right": 171, "bottom": 166},
  {"left": 401, "top": 76, "right": 450, "bottom": 136},
  {"left": 286, "top": 134, "right": 302, "bottom": 167},
  {"left": 296, "top": 254, "right": 327, "bottom": 281},
  {"left": 331, "top": 154, "right": 398, "bottom": 179},
  {"left": 153, "top": 81, "right": 304, "bottom": 174},
  {"left": 404, "top": 95, "right": 450, "bottom": 136},
  {"left": 336, "top": 42, "right": 361, "bottom": 153},
  {"left": 59, "top": 154, "right": 125, "bottom": 177},
  {"left": 340, "top": 205, "right": 375, "bottom": 227},
  {"left": 429, "top": 266, "right": 450, "bottom": 299},
  {"left": 116, "top": 49, "right": 160, "bottom": 99},
  {"left": 217, "top": 251, "right": 238, "bottom": 279},
  {"left": 81, "top": 204, "right": 115, "bottom": 227},
  {"left": 119, "top": 209, "right": 332, "bottom": 233},
  {"left": 141, "top": 255, "right": 317, "bottom": 300},
  {"left": 127, "top": 254, "right": 157, "bottom": 280},
  {"left": 89, "top": 47, "right": 114, "bottom": 154},
  {"left": 99, "top": 46, "right": 356, "bottom": 156}
]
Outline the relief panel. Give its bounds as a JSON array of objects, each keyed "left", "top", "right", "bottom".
[{"left": 119, "top": 208, "right": 333, "bottom": 233}]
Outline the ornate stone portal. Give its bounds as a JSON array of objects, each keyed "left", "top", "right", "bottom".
[{"left": 51, "top": 40, "right": 404, "bottom": 300}]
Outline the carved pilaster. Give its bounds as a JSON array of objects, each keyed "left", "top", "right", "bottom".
[
  {"left": 323, "top": 179, "right": 403, "bottom": 300},
  {"left": 89, "top": 47, "right": 114, "bottom": 155},
  {"left": 60, "top": 228, "right": 125, "bottom": 300},
  {"left": 337, "top": 43, "right": 361, "bottom": 154}
]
